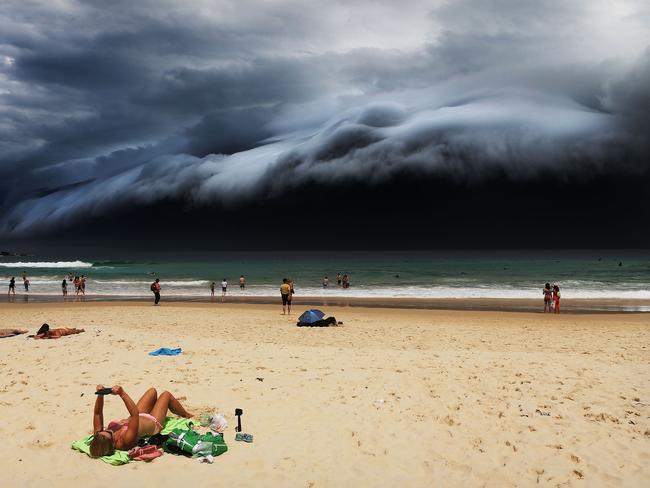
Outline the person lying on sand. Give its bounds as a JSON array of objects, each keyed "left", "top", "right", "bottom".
[
  {"left": 0, "top": 328, "right": 28, "bottom": 338},
  {"left": 29, "top": 323, "right": 85, "bottom": 339},
  {"left": 90, "top": 385, "right": 193, "bottom": 456}
]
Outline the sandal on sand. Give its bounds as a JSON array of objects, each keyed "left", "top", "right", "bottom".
[{"left": 235, "top": 433, "right": 253, "bottom": 443}]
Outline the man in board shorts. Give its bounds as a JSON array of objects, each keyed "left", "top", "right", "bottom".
[{"left": 280, "top": 278, "right": 291, "bottom": 315}]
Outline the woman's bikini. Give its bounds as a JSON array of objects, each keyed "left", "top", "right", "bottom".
[{"left": 106, "top": 413, "right": 163, "bottom": 446}]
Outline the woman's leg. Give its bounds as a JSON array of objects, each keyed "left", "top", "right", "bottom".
[
  {"left": 136, "top": 388, "right": 158, "bottom": 413},
  {"left": 150, "top": 391, "right": 192, "bottom": 425}
]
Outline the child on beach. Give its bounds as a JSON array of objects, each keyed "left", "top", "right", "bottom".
[
  {"left": 543, "top": 283, "right": 552, "bottom": 313},
  {"left": 89, "top": 385, "right": 193, "bottom": 457},
  {"left": 62, "top": 279, "right": 68, "bottom": 297}
]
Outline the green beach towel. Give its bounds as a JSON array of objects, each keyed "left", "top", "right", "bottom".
[{"left": 71, "top": 417, "right": 193, "bottom": 465}]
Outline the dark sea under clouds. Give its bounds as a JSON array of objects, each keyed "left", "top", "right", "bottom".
[{"left": 1, "top": 251, "right": 648, "bottom": 304}]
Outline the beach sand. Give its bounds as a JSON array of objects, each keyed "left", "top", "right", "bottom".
[{"left": 0, "top": 301, "right": 648, "bottom": 487}]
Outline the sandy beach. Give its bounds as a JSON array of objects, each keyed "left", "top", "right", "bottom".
[{"left": 0, "top": 301, "right": 648, "bottom": 487}]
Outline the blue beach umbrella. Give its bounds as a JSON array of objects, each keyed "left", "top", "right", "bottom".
[{"left": 298, "top": 309, "right": 325, "bottom": 324}]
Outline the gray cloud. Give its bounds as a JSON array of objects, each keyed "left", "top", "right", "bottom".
[{"left": 0, "top": 0, "right": 648, "bottom": 235}]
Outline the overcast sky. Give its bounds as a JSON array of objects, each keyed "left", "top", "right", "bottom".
[{"left": 1, "top": 0, "right": 649, "bottom": 247}]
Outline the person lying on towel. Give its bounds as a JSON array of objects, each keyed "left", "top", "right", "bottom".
[
  {"left": 29, "top": 323, "right": 85, "bottom": 339},
  {"left": 90, "top": 385, "right": 193, "bottom": 457}
]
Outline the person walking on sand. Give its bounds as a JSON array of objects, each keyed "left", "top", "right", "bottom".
[
  {"left": 543, "top": 283, "right": 552, "bottom": 313},
  {"left": 239, "top": 275, "right": 246, "bottom": 290},
  {"left": 221, "top": 278, "right": 227, "bottom": 302},
  {"left": 210, "top": 281, "right": 216, "bottom": 298},
  {"left": 280, "top": 278, "right": 292, "bottom": 315},
  {"left": 8, "top": 277, "right": 16, "bottom": 296},
  {"left": 553, "top": 285, "right": 561, "bottom": 314},
  {"left": 151, "top": 278, "right": 161, "bottom": 305}
]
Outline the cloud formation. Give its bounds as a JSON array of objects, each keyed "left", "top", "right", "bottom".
[{"left": 0, "top": 0, "right": 649, "bottom": 236}]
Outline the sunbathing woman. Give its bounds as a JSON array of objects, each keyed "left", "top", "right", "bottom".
[
  {"left": 30, "top": 323, "right": 85, "bottom": 339},
  {"left": 90, "top": 385, "right": 193, "bottom": 457}
]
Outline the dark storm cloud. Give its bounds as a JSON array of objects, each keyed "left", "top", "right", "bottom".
[{"left": 0, "top": 0, "right": 648, "bottom": 236}]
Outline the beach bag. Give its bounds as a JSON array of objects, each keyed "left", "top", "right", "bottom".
[
  {"left": 150, "top": 283, "right": 156, "bottom": 292},
  {"left": 164, "top": 429, "right": 227, "bottom": 457}
]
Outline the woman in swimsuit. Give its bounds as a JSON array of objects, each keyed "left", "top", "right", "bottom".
[{"left": 90, "top": 385, "right": 193, "bottom": 457}]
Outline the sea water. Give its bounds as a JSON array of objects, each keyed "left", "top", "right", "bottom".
[{"left": 1, "top": 250, "right": 648, "bottom": 301}]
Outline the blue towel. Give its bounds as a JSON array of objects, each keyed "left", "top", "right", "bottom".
[{"left": 148, "top": 347, "right": 182, "bottom": 356}]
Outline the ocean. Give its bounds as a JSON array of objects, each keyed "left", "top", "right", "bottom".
[{"left": 1, "top": 251, "right": 648, "bottom": 303}]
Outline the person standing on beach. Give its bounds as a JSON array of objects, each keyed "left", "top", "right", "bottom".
[
  {"left": 323, "top": 276, "right": 329, "bottom": 288},
  {"left": 543, "top": 283, "right": 552, "bottom": 313},
  {"left": 8, "top": 277, "right": 16, "bottom": 296},
  {"left": 239, "top": 275, "right": 246, "bottom": 290},
  {"left": 151, "top": 278, "right": 161, "bottom": 305},
  {"left": 74, "top": 276, "right": 81, "bottom": 295},
  {"left": 280, "top": 278, "right": 291, "bottom": 315},
  {"left": 336, "top": 273, "right": 342, "bottom": 286},
  {"left": 78, "top": 275, "right": 86, "bottom": 299},
  {"left": 553, "top": 285, "right": 561, "bottom": 314},
  {"left": 62, "top": 279, "right": 68, "bottom": 297},
  {"left": 210, "top": 282, "right": 215, "bottom": 298}
]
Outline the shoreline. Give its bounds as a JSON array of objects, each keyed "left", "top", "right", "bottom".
[{"left": 3, "top": 295, "right": 650, "bottom": 313}]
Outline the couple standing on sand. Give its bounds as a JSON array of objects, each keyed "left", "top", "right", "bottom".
[
  {"left": 280, "top": 278, "right": 295, "bottom": 314},
  {"left": 543, "top": 283, "right": 561, "bottom": 313}
]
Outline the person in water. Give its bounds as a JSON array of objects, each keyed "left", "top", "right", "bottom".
[
  {"left": 62, "top": 279, "right": 68, "bottom": 297},
  {"left": 90, "top": 385, "right": 193, "bottom": 457},
  {"left": 239, "top": 275, "right": 246, "bottom": 290},
  {"left": 8, "top": 277, "right": 16, "bottom": 296},
  {"left": 543, "top": 283, "right": 552, "bottom": 313}
]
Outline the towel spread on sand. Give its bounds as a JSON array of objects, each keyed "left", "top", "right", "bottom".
[
  {"left": 71, "top": 417, "right": 193, "bottom": 465},
  {"left": 148, "top": 347, "right": 182, "bottom": 356}
]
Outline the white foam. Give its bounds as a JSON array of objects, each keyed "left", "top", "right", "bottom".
[{"left": 0, "top": 260, "right": 93, "bottom": 268}]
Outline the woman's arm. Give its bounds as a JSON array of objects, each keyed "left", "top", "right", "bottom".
[
  {"left": 93, "top": 384, "right": 105, "bottom": 433},
  {"left": 113, "top": 385, "right": 139, "bottom": 449}
]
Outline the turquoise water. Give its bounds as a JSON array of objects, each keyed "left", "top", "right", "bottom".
[{"left": 0, "top": 251, "right": 648, "bottom": 299}]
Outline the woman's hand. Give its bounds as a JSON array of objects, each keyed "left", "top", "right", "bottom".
[
  {"left": 96, "top": 384, "right": 105, "bottom": 392},
  {"left": 111, "top": 385, "right": 123, "bottom": 396}
]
